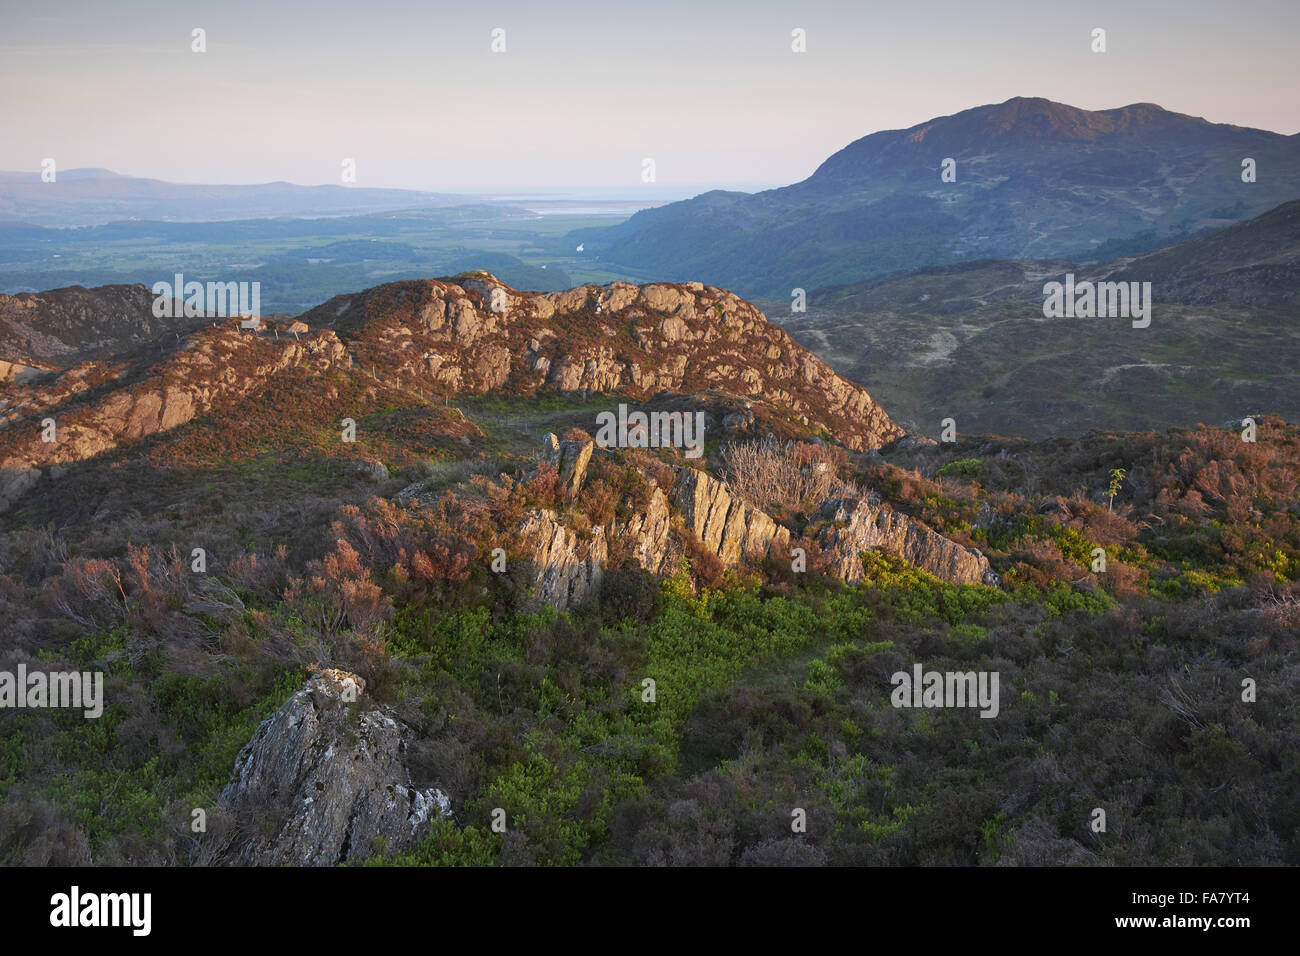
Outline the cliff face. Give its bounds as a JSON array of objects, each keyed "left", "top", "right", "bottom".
[
  {"left": 517, "top": 510, "right": 608, "bottom": 611},
  {"left": 672, "top": 468, "right": 791, "bottom": 565},
  {"left": 218, "top": 670, "right": 451, "bottom": 867}
]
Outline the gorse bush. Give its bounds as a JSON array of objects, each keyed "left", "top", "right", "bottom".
[{"left": 937, "top": 458, "right": 982, "bottom": 479}]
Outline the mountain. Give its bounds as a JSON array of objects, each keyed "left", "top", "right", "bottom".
[
  {"left": 572, "top": 97, "right": 1300, "bottom": 297},
  {"left": 770, "top": 199, "right": 1300, "bottom": 437},
  {"left": 0, "top": 168, "right": 463, "bottom": 227}
]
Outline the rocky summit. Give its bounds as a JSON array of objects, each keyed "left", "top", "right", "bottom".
[
  {"left": 298, "top": 273, "right": 903, "bottom": 450},
  {"left": 0, "top": 274, "right": 901, "bottom": 516}
]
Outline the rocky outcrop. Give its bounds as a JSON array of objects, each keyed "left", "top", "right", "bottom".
[
  {"left": 672, "top": 468, "right": 791, "bottom": 565},
  {"left": 615, "top": 483, "right": 673, "bottom": 575},
  {"left": 218, "top": 669, "right": 451, "bottom": 867},
  {"left": 299, "top": 274, "right": 903, "bottom": 451},
  {"left": 813, "top": 497, "right": 992, "bottom": 586},
  {"left": 540, "top": 433, "right": 595, "bottom": 496},
  {"left": 493, "top": 438, "right": 993, "bottom": 612},
  {"left": 0, "top": 283, "right": 210, "bottom": 367},
  {"left": 516, "top": 510, "right": 607, "bottom": 610},
  {"left": 0, "top": 322, "right": 349, "bottom": 513},
  {"left": 350, "top": 458, "right": 390, "bottom": 482}
]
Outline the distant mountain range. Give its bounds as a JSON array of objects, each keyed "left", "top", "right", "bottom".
[
  {"left": 0, "top": 168, "right": 464, "bottom": 227},
  {"left": 771, "top": 199, "right": 1300, "bottom": 438},
  {"left": 572, "top": 97, "right": 1300, "bottom": 296}
]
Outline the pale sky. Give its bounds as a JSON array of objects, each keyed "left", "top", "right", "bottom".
[{"left": 2, "top": 0, "right": 1297, "bottom": 193}]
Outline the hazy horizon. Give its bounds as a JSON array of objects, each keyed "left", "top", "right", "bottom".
[
  {"left": 0, "top": 168, "right": 788, "bottom": 201},
  {"left": 4, "top": 0, "right": 1298, "bottom": 193}
]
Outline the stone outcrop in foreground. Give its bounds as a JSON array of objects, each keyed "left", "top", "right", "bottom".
[
  {"left": 516, "top": 509, "right": 607, "bottom": 610},
  {"left": 218, "top": 669, "right": 450, "bottom": 866}
]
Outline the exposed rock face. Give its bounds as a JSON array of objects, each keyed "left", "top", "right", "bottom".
[
  {"left": 0, "top": 322, "right": 348, "bottom": 513},
  {"left": 673, "top": 468, "right": 791, "bottom": 565},
  {"left": 541, "top": 433, "right": 595, "bottom": 496},
  {"left": 0, "top": 359, "right": 51, "bottom": 385},
  {"left": 516, "top": 510, "right": 607, "bottom": 610},
  {"left": 494, "top": 437, "right": 994, "bottom": 612},
  {"left": 0, "top": 463, "right": 39, "bottom": 513},
  {"left": 299, "top": 274, "right": 903, "bottom": 451},
  {"left": 813, "top": 497, "right": 992, "bottom": 586},
  {"left": 615, "top": 483, "right": 673, "bottom": 575},
  {"left": 219, "top": 669, "right": 451, "bottom": 867}
]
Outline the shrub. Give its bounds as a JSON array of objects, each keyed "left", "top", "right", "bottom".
[
  {"left": 720, "top": 437, "right": 858, "bottom": 515},
  {"left": 937, "top": 458, "right": 983, "bottom": 479}
]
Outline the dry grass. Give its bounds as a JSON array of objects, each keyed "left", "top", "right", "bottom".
[{"left": 719, "top": 437, "right": 860, "bottom": 515}]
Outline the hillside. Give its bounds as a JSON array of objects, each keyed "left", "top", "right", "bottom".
[
  {"left": 0, "top": 283, "right": 215, "bottom": 369},
  {"left": 0, "top": 268, "right": 1296, "bottom": 868},
  {"left": 1103, "top": 197, "right": 1300, "bottom": 307},
  {"left": 572, "top": 97, "right": 1300, "bottom": 297},
  {"left": 772, "top": 200, "right": 1300, "bottom": 438},
  {"left": 0, "top": 274, "right": 902, "bottom": 514}
]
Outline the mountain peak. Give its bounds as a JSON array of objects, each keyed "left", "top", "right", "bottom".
[{"left": 944, "top": 97, "right": 1189, "bottom": 142}]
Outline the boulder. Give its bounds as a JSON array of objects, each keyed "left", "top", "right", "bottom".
[
  {"left": 351, "top": 459, "right": 390, "bottom": 482},
  {"left": 540, "top": 434, "right": 595, "bottom": 496},
  {"left": 218, "top": 669, "right": 451, "bottom": 866}
]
